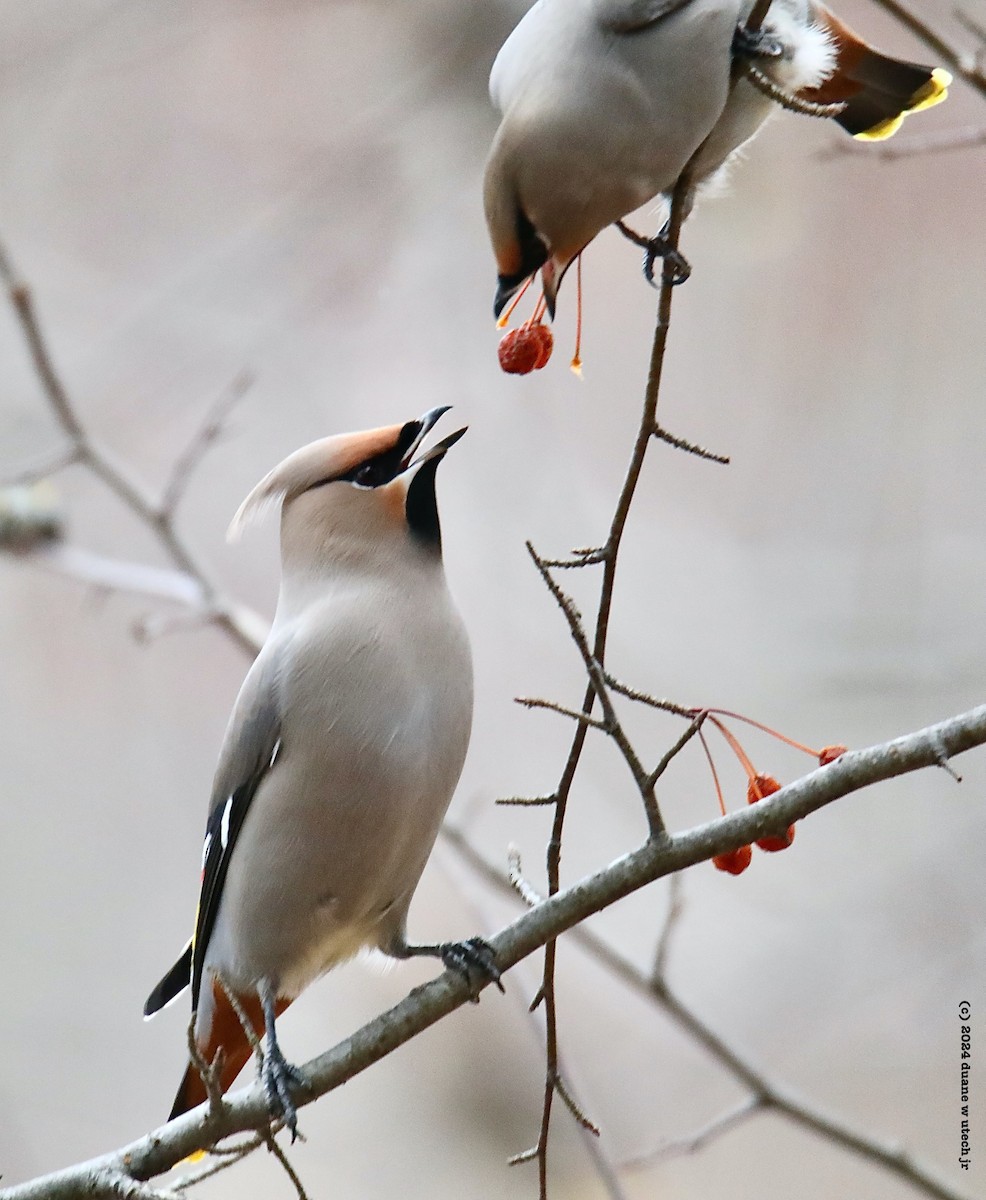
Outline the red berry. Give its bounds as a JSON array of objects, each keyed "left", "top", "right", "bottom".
[
  {"left": 746, "top": 773, "right": 781, "bottom": 804},
  {"left": 746, "top": 773, "right": 794, "bottom": 852},
  {"left": 498, "top": 325, "right": 550, "bottom": 375},
  {"left": 818, "top": 744, "right": 847, "bottom": 765},
  {"left": 713, "top": 845, "right": 753, "bottom": 875},
  {"left": 530, "top": 323, "right": 554, "bottom": 369},
  {"left": 756, "top": 827, "right": 796, "bottom": 852}
]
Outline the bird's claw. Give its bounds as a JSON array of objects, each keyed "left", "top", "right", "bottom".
[
  {"left": 261, "top": 1044, "right": 305, "bottom": 1142},
  {"left": 732, "top": 24, "right": 784, "bottom": 60},
  {"left": 440, "top": 936, "right": 504, "bottom": 1001},
  {"left": 643, "top": 239, "right": 691, "bottom": 288}
]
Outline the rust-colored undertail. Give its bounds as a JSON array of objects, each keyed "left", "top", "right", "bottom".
[
  {"left": 803, "top": 6, "right": 950, "bottom": 140},
  {"left": 169, "top": 981, "right": 292, "bottom": 1121}
]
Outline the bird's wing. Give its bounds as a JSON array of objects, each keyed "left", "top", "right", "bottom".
[
  {"left": 594, "top": 0, "right": 700, "bottom": 34},
  {"left": 143, "top": 643, "right": 285, "bottom": 1018}
]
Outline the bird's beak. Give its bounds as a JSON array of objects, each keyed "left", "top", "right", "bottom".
[
  {"left": 494, "top": 274, "right": 525, "bottom": 320},
  {"left": 409, "top": 426, "right": 467, "bottom": 468},
  {"left": 400, "top": 406, "right": 451, "bottom": 471}
]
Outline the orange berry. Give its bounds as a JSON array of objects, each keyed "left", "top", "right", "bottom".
[
  {"left": 756, "top": 827, "right": 796, "bottom": 852},
  {"left": 498, "top": 325, "right": 548, "bottom": 375},
  {"left": 531, "top": 323, "right": 554, "bottom": 369},
  {"left": 746, "top": 773, "right": 781, "bottom": 804},
  {"left": 713, "top": 845, "right": 753, "bottom": 875},
  {"left": 818, "top": 744, "right": 847, "bottom": 765},
  {"left": 746, "top": 773, "right": 794, "bottom": 852}
]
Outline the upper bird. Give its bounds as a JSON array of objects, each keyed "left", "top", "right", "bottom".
[
  {"left": 484, "top": 0, "right": 950, "bottom": 316},
  {"left": 145, "top": 408, "right": 496, "bottom": 1137}
]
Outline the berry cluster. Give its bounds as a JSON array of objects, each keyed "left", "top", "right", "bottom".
[
  {"left": 495, "top": 255, "right": 583, "bottom": 376},
  {"left": 693, "top": 707, "right": 846, "bottom": 877},
  {"left": 498, "top": 323, "right": 554, "bottom": 374}
]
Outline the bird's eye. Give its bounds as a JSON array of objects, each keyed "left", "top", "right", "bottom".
[{"left": 353, "top": 462, "right": 378, "bottom": 486}]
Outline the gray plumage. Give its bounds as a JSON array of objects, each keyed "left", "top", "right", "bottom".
[
  {"left": 484, "top": 0, "right": 837, "bottom": 309},
  {"left": 145, "top": 409, "right": 483, "bottom": 1129}
]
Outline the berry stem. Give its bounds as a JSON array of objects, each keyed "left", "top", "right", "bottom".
[
  {"left": 707, "top": 715, "right": 759, "bottom": 780},
  {"left": 704, "top": 708, "right": 819, "bottom": 757},
  {"left": 570, "top": 253, "right": 583, "bottom": 376},
  {"left": 497, "top": 274, "right": 535, "bottom": 329},
  {"left": 698, "top": 728, "right": 728, "bottom": 817}
]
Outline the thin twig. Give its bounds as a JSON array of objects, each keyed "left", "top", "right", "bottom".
[
  {"left": 553, "top": 1071, "right": 600, "bottom": 1136},
  {"left": 0, "top": 239, "right": 264, "bottom": 659},
  {"left": 651, "top": 871, "right": 684, "bottom": 984},
  {"left": 516, "top": 696, "right": 609, "bottom": 731},
  {"left": 652, "top": 424, "right": 730, "bottom": 465},
  {"left": 647, "top": 714, "right": 707, "bottom": 789},
  {"left": 262, "top": 1133, "right": 311, "bottom": 1200},
  {"left": 866, "top": 0, "right": 986, "bottom": 96},
  {"left": 526, "top": 544, "right": 663, "bottom": 835},
  {"left": 508, "top": 846, "right": 545, "bottom": 908},
  {"left": 160, "top": 372, "right": 254, "bottom": 519},
  {"left": 602, "top": 674, "right": 692, "bottom": 717},
  {"left": 622, "top": 1097, "right": 762, "bottom": 1167}
]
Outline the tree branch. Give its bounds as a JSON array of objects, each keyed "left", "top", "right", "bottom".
[{"left": 5, "top": 709, "right": 979, "bottom": 1200}]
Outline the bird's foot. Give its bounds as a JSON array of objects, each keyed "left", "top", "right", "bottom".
[
  {"left": 732, "top": 24, "right": 784, "bottom": 60},
  {"left": 643, "top": 237, "right": 691, "bottom": 288},
  {"left": 615, "top": 221, "right": 691, "bottom": 288},
  {"left": 439, "top": 937, "right": 504, "bottom": 1002},
  {"left": 261, "top": 1043, "right": 305, "bottom": 1142}
]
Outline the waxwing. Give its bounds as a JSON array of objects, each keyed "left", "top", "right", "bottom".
[
  {"left": 144, "top": 408, "right": 498, "bottom": 1136},
  {"left": 484, "top": 0, "right": 950, "bottom": 315}
]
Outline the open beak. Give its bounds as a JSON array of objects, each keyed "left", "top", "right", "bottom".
[
  {"left": 400, "top": 407, "right": 466, "bottom": 471},
  {"left": 399, "top": 406, "right": 451, "bottom": 470},
  {"left": 410, "top": 425, "right": 467, "bottom": 468}
]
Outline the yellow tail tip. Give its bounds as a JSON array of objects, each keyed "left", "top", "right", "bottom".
[
  {"left": 181, "top": 1149, "right": 208, "bottom": 1164},
  {"left": 909, "top": 68, "right": 952, "bottom": 113},
  {"left": 854, "top": 66, "right": 951, "bottom": 140}
]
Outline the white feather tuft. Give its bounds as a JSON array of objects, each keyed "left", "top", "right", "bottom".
[
  {"left": 765, "top": 7, "right": 837, "bottom": 92},
  {"left": 226, "top": 477, "right": 285, "bottom": 542}
]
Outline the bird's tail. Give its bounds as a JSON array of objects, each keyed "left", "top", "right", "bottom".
[
  {"left": 169, "top": 981, "right": 291, "bottom": 1121},
  {"left": 803, "top": 5, "right": 950, "bottom": 140}
]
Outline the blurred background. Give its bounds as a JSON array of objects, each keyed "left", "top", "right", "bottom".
[{"left": 1, "top": 1, "right": 984, "bottom": 1196}]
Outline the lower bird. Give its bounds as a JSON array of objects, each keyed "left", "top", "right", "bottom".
[
  {"left": 484, "top": 0, "right": 950, "bottom": 316},
  {"left": 144, "top": 407, "right": 498, "bottom": 1137}
]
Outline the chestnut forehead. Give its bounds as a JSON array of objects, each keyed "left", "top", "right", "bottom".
[{"left": 328, "top": 423, "right": 404, "bottom": 476}]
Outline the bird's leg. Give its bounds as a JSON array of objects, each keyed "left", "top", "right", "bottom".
[
  {"left": 258, "top": 979, "right": 305, "bottom": 1142},
  {"left": 731, "top": 24, "right": 784, "bottom": 60},
  {"left": 615, "top": 220, "right": 691, "bottom": 288},
  {"left": 390, "top": 935, "right": 504, "bottom": 1002}
]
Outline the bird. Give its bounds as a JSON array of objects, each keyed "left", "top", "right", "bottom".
[
  {"left": 144, "top": 407, "right": 498, "bottom": 1138},
  {"left": 483, "top": 0, "right": 951, "bottom": 317}
]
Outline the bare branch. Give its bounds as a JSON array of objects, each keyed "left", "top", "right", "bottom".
[
  {"left": 553, "top": 1071, "right": 600, "bottom": 1136},
  {"left": 2, "top": 707, "right": 983, "bottom": 1200},
  {"left": 652, "top": 424, "right": 730, "bottom": 464},
  {"left": 262, "top": 1133, "right": 311, "bottom": 1200},
  {"left": 516, "top": 695, "right": 609, "bottom": 730},
  {"left": 651, "top": 871, "right": 684, "bottom": 984},
  {"left": 160, "top": 372, "right": 254, "bottom": 519},
  {"left": 507, "top": 846, "right": 545, "bottom": 908},
  {"left": 0, "top": 238, "right": 265, "bottom": 660},
  {"left": 622, "top": 1097, "right": 761, "bottom": 1167},
  {"left": 866, "top": 0, "right": 986, "bottom": 95}
]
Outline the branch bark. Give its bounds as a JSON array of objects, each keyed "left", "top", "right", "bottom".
[{"left": 2, "top": 706, "right": 983, "bottom": 1200}]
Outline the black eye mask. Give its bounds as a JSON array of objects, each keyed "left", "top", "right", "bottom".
[{"left": 315, "top": 419, "right": 423, "bottom": 492}]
